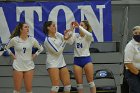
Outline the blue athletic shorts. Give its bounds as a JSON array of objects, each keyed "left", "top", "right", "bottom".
[{"left": 74, "top": 56, "right": 92, "bottom": 68}]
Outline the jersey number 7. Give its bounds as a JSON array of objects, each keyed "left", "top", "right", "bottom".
[{"left": 23, "top": 47, "right": 26, "bottom": 53}]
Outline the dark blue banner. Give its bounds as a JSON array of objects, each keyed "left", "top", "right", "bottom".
[{"left": 0, "top": 0, "right": 112, "bottom": 44}]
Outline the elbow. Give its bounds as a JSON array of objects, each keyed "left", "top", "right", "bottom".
[{"left": 41, "top": 46, "right": 44, "bottom": 52}]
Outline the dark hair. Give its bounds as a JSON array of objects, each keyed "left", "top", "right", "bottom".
[
  {"left": 43, "top": 21, "right": 53, "bottom": 36},
  {"left": 10, "top": 22, "right": 26, "bottom": 39},
  {"left": 81, "top": 20, "right": 92, "bottom": 32}
]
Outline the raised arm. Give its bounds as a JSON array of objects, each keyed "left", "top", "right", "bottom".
[
  {"left": 79, "top": 26, "right": 92, "bottom": 37},
  {"left": 72, "top": 21, "right": 93, "bottom": 41}
]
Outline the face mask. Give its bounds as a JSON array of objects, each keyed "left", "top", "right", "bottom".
[{"left": 133, "top": 35, "right": 140, "bottom": 42}]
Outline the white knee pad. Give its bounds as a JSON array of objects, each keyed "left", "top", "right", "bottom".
[
  {"left": 89, "top": 82, "right": 95, "bottom": 88},
  {"left": 13, "top": 90, "right": 20, "bottom": 93},
  {"left": 77, "top": 84, "right": 83, "bottom": 90},
  {"left": 64, "top": 85, "right": 71, "bottom": 92},
  {"left": 51, "top": 86, "right": 59, "bottom": 92}
]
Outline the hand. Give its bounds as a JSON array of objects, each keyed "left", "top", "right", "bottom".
[
  {"left": 10, "top": 53, "right": 16, "bottom": 59},
  {"left": 12, "top": 55, "right": 16, "bottom": 59},
  {"left": 64, "top": 30, "right": 72, "bottom": 40},
  {"left": 32, "top": 54, "right": 37, "bottom": 60},
  {"left": 71, "top": 21, "right": 79, "bottom": 28},
  {"left": 70, "top": 22, "right": 74, "bottom": 31}
]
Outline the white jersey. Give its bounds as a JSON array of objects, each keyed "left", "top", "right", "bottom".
[
  {"left": 124, "top": 39, "right": 140, "bottom": 69},
  {"left": 5, "top": 36, "right": 43, "bottom": 71},
  {"left": 69, "top": 26, "right": 93, "bottom": 57},
  {"left": 44, "top": 32, "right": 66, "bottom": 69}
]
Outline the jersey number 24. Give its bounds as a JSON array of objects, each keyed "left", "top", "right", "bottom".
[{"left": 77, "top": 43, "right": 83, "bottom": 48}]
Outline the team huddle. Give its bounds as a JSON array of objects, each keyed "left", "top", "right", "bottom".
[{"left": 4, "top": 20, "right": 96, "bottom": 93}]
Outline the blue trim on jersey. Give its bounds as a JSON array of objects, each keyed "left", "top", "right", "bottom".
[
  {"left": 47, "top": 37, "right": 58, "bottom": 52},
  {"left": 74, "top": 56, "right": 92, "bottom": 68}
]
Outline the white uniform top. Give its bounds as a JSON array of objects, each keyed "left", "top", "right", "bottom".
[
  {"left": 44, "top": 32, "right": 66, "bottom": 69},
  {"left": 69, "top": 26, "right": 94, "bottom": 57},
  {"left": 5, "top": 36, "right": 43, "bottom": 71},
  {"left": 124, "top": 39, "right": 140, "bottom": 69}
]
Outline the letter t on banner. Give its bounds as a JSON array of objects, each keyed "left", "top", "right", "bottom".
[{"left": 16, "top": 7, "right": 42, "bottom": 37}]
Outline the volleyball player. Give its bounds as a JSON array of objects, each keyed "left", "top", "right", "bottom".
[{"left": 5, "top": 22, "right": 44, "bottom": 93}]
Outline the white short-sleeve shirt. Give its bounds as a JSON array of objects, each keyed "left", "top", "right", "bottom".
[{"left": 124, "top": 39, "right": 140, "bottom": 69}]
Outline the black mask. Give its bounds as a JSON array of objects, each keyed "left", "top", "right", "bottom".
[{"left": 133, "top": 35, "right": 140, "bottom": 42}]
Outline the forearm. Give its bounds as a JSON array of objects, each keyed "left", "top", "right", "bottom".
[
  {"left": 79, "top": 26, "right": 92, "bottom": 37},
  {"left": 9, "top": 52, "right": 16, "bottom": 59},
  {"left": 125, "top": 63, "right": 139, "bottom": 75},
  {"left": 66, "top": 34, "right": 75, "bottom": 45},
  {"left": 55, "top": 41, "right": 66, "bottom": 55},
  {"left": 35, "top": 45, "right": 44, "bottom": 56}
]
